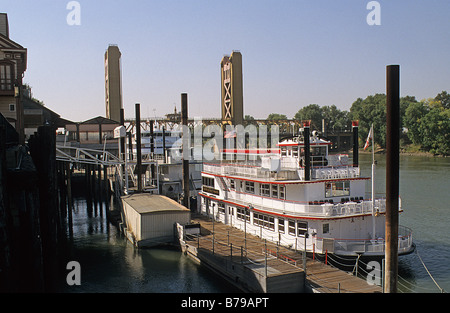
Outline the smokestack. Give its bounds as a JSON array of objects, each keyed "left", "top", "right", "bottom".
[
  {"left": 352, "top": 121, "right": 359, "bottom": 167},
  {"left": 303, "top": 121, "right": 311, "bottom": 181}
]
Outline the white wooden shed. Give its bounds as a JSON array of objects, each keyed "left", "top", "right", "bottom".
[{"left": 121, "top": 194, "right": 191, "bottom": 247}]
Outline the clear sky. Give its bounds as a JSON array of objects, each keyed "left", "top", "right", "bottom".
[{"left": 3, "top": 0, "right": 450, "bottom": 121}]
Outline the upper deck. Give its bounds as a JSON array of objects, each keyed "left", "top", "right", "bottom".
[{"left": 204, "top": 132, "right": 360, "bottom": 183}]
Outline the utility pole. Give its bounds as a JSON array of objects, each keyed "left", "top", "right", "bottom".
[{"left": 385, "top": 65, "right": 400, "bottom": 293}]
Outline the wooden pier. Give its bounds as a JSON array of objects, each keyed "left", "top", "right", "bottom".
[{"left": 186, "top": 215, "right": 382, "bottom": 293}]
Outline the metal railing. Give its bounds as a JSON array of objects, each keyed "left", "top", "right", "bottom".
[{"left": 314, "top": 225, "right": 413, "bottom": 255}]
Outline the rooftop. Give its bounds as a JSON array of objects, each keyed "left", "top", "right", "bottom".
[{"left": 121, "top": 194, "right": 190, "bottom": 214}]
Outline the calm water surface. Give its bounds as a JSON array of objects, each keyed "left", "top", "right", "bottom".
[
  {"left": 60, "top": 154, "right": 449, "bottom": 293},
  {"left": 359, "top": 153, "right": 450, "bottom": 293},
  {"left": 59, "top": 198, "right": 238, "bottom": 293}
]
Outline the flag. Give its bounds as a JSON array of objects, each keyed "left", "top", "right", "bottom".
[{"left": 364, "top": 125, "right": 373, "bottom": 150}]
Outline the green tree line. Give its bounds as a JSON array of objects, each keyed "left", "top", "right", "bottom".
[{"left": 259, "top": 91, "right": 450, "bottom": 156}]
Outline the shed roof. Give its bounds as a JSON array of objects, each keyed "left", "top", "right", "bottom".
[{"left": 121, "top": 194, "right": 190, "bottom": 214}]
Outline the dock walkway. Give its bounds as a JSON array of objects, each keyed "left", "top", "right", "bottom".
[{"left": 188, "top": 215, "right": 382, "bottom": 293}]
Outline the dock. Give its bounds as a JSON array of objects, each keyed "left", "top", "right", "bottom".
[{"left": 183, "top": 215, "right": 382, "bottom": 293}]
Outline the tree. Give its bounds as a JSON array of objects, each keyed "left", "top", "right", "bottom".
[
  {"left": 294, "top": 104, "right": 323, "bottom": 130},
  {"left": 349, "top": 94, "right": 387, "bottom": 148},
  {"left": 404, "top": 101, "right": 428, "bottom": 145},
  {"left": 435, "top": 91, "right": 450, "bottom": 109},
  {"left": 419, "top": 107, "right": 450, "bottom": 155},
  {"left": 321, "top": 105, "right": 351, "bottom": 132},
  {"left": 244, "top": 115, "right": 255, "bottom": 121},
  {"left": 267, "top": 113, "right": 287, "bottom": 120}
]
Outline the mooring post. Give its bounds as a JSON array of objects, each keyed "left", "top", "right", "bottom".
[
  {"left": 66, "top": 162, "right": 73, "bottom": 239},
  {"left": 181, "top": 93, "right": 190, "bottom": 209},
  {"left": 385, "top": 64, "right": 400, "bottom": 293},
  {"left": 135, "top": 103, "right": 142, "bottom": 193}
]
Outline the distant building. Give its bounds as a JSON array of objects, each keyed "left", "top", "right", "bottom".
[
  {"left": 65, "top": 116, "right": 120, "bottom": 145},
  {"left": 165, "top": 106, "right": 181, "bottom": 122},
  {"left": 0, "top": 13, "right": 27, "bottom": 143},
  {"left": 221, "top": 51, "right": 243, "bottom": 125},
  {"left": 104, "top": 45, "right": 122, "bottom": 123}
]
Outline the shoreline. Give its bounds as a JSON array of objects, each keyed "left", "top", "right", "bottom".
[{"left": 357, "top": 149, "right": 447, "bottom": 158}]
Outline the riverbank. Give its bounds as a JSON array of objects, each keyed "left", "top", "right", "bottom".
[{"left": 356, "top": 145, "right": 447, "bottom": 158}]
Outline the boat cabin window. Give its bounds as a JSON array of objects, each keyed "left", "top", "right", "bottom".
[
  {"left": 288, "top": 220, "right": 296, "bottom": 236},
  {"left": 325, "top": 181, "right": 350, "bottom": 198},
  {"left": 271, "top": 185, "right": 278, "bottom": 198},
  {"left": 237, "top": 207, "right": 250, "bottom": 222},
  {"left": 230, "top": 179, "right": 235, "bottom": 189},
  {"left": 281, "top": 146, "right": 287, "bottom": 156},
  {"left": 260, "top": 184, "right": 270, "bottom": 197},
  {"left": 279, "top": 185, "right": 285, "bottom": 199},
  {"left": 202, "top": 176, "right": 215, "bottom": 188},
  {"left": 323, "top": 223, "right": 329, "bottom": 234},
  {"left": 297, "top": 221, "right": 308, "bottom": 237},
  {"left": 278, "top": 218, "right": 285, "bottom": 233},
  {"left": 292, "top": 146, "right": 299, "bottom": 157},
  {"left": 245, "top": 181, "right": 255, "bottom": 194}
]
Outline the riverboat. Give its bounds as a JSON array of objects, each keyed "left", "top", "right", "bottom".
[{"left": 199, "top": 121, "right": 415, "bottom": 259}]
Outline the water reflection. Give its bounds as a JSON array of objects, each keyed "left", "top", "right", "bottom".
[{"left": 60, "top": 186, "right": 239, "bottom": 293}]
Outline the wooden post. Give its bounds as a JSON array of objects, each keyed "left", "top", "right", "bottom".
[
  {"left": 385, "top": 65, "right": 400, "bottom": 293},
  {"left": 29, "top": 125, "right": 58, "bottom": 291},
  {"left": 181, "top": 93, "right": 190, "bottom": 209},
  {"left": 135, "top": 103, "right": 142, "bottom": 193},
  {"left": 66, "top": 162, "right": 73, "bottom": 239}
]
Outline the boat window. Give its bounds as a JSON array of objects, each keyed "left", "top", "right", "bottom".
[
  {"left": 230, "top": 179, "right": 235, "bottom": 189},
  {"left": 292, "top": 146, "right": 298, "bottom": 157},
  {"left": 260, "top": 184, "right": 270, "bottom": 197},
  {"left": 202, "top": 176, "right": 215, "bottom": 187},
  {"left": 297, "top": 221, "right": 308, "bottom": 237},
  {"left": 278, "top": 218, "right": 285, "bottom": 233},
  {"left": 271, "top": 185, "right": 278, "bottom": 198},
  {"left": 237, "top": 207, "right": 249, "bottom": 222},
  {"left": 323, "top": 223, "right": 329, "bottom": 234},
  {"left": 245, "top": 181, "right": 255, "bottom": 194},
  {"left": 288, "top": 220, "right": 296, "bottom": 236},
  {"left": 218, "top": 203, "right": 225, "bottom": 214},
  {"left": 279, "top": 185, "right": 285, "bottom": 199},
  {"left": 281, "top": 147, "right": 287, "bottom": 156},
  {"left": 325, "top": 181, "right": 350, "bottom": 198}
]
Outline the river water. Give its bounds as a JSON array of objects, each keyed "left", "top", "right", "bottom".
[
  {"left": 59, "top": 154, "right": 449, "bottom": 293},
  {"left": 359, "top": 153, "right": 450, "bottom": 293}
]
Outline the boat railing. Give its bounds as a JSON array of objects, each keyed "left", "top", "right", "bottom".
[
  {"left": 314, "top": 225, "right": 413, "bottom": 255},
  {"left": 225, "top": 190, "right": 390, "bottom": 218},
  {"left": 203, "top": 162, "right": 360, "bottom": 180}
]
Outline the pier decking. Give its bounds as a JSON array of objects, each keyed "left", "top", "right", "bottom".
[{"left": 186, "top": 215, "right": 382, "bottom": 293}]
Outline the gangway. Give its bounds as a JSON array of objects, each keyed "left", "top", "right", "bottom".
[{"left": 56, "top": 145, "right": 159, "bottom": 195}]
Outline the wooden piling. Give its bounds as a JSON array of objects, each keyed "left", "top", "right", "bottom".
[
  {"left": 135, "top": 103, "right": 142, "bottom": 193},
  {"left": 181, "top": 93, "right": 189, "bottom": 209},
  {"left": 385, "top": 64, "right": 400, "bottom": 293}
]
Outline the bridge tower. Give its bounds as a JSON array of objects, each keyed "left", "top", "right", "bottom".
[{"left": 221, "top": 51, "right": 243, "bottom": 126}]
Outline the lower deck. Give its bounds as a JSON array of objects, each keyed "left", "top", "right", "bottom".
[
  {"left": 189, "top": 214, "right": 382, "bottom": 293},
  {"left": 199, "top": 193, "right": 414, "bottom": 257}
]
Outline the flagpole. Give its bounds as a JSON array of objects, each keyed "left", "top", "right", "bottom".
[{"left": 371, "top": 123, "right": 376, "bottom": 239}]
